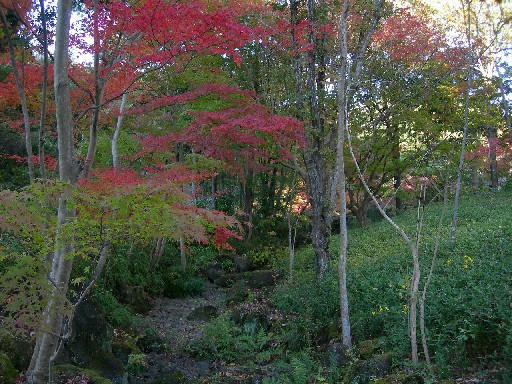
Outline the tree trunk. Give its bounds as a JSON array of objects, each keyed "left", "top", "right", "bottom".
[
  {"left": 451, "top": 0, "right": 472, "bottom": 245},
  {"left": 38, "top": 0, "right": 50, "bottom": 178},
  {"left": 304, "top": 154, "right": 331, "bottom": 277},
  {"left": 346, "top": 104, "right": 420, "bottom": 362},
  {"left": 0, "top": 11, "right": 35, "bottom": 183},
  {"left": 499, "top": 80, "right": 511, "bottom": 132},
  {"left": 484, "top": 124, "right": 499, "bottom": 189},
  {"left": 409, "top": 246, "right": 420, "bottom": 363},
  {"left": 112, "top": 92, "right": 128, "bottom": 168},
  {"left": 243, "top": 169, "right": 255, "bottom": 242},
  {"left": 305, "top": 0, "right": 332, "bottom": 278},
  {"left": 337, "top": 5, "right": 351, "bottom": 342},
  {"left": 180, "top": 235, "right": 187, "bottom": 272},
  {"left": 81, "top": 0, "right": 105, "bottom": 178},
  {"left": 420, "top": 170, "right": 450, "bottom": 369},
  {"left": 27, "top": 0, "right": 75, "bottom": 381},
  {"left": 394, "top": 174, "right": 403, "bottom": 213},
  {"left": 211, "top": 176, "right": 217, "bottom": 210},
  {"left": 409, "top": 186, "right": 426, "bottom": 365}
]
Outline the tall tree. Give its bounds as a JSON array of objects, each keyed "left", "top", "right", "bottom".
[
  {"left": 336, "top": 0, "right": 385, "bottom": 350},
  {"left": 0, "top": 1, "right": 35, "bottom": 182},
  {"left": 27, "top": 0, "right": 75, "bottom": 381}
]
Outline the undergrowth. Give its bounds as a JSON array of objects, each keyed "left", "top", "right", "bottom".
[{"left": 273, "top": 189, "right": 512, "bottom": 378}]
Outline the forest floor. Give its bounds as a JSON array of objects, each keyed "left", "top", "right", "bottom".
[
  {"left": 135, "top": 282, "right": 226, "bottom": 382},
  {"left": 131, "top": 281, "right": 510, "bottom": 384}
]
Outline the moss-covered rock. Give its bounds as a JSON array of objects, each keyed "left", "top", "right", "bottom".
[
  {"left": 151, "top": 370, "right": 186, "bottom": 384},
  {"left": 343, "top": 353, "right": 393, "bottom": 384},
  {"left": 358, "top": 338, "right": 385, "bottom": 359},
  {"left": 246, "top": 270, "right": 283, "bottom": 289},
  {"left": 53, "top": 364, "right": 113, "bottom": 384},
  {"left": 0, "top": 329, "right": 33, "bottom": 371},
  {"left": 0, "top": 353, "right": 18, "bottom": 384}
]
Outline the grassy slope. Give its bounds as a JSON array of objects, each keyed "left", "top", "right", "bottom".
[{"left": 287, "top": 189, "right": 512, "bottom": 373}]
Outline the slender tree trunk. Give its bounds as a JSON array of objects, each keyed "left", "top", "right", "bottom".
[
  {"left": 451, "top": 0, "right": 473, "bottom": 245},
  {"left": 286, "top": 170, "right": 299, "bottom": 280},
  {"left": 1, "top": 11, "right": 35, "bottom": 183},
  {"left": 112, "top": 92, "right": 128, "bottom": 168},
  {"left": 211, "top": 176, "right": 217, "bottom": 210},
  {"left": 151, "top": 237, "right": 166, "bottom": 269},
  {"left": 27, "top": 0, "right": 75, "bottom": 382},
  {"left": 409, "top": 246, "right": 420, "bottom": 363},
  {"left": 420, "top": 170, "right": 450, "bottom": 368},
  {"left": 485, "top": 124, "right": 499, "bottom": 189},
  {"left": 82, "top": 0, "right": 105, "bottom": 178},
  {"left": 336, "top": 0, "right": 351, "bottom": 349},
  {"left": 345, "top": 108, "right": 420, "bottom": 362},
  {"left": 499, "top": 80, "right": 511, "bottom": 132},
  {"left": 243, "top": 168, "right": 255, "bottom": 242},
  {"left": 38, "top": 0, "right": 49, "bottom": 178},
  {"left": 179, "top": 236, "right": 186, "bottom": 272},
  {"left": 335, "top": 0, "right": 383, "bottom": 348},
  {"left": 409, "top": 186, "right": 426, "bottom": 364}
]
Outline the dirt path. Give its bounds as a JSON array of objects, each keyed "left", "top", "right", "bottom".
[{"left": 135, "top": 283, "right": 227, "bottom": 382}]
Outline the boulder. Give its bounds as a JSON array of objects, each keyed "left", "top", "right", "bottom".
[
  {"left": 225, "top": 281, "right": 250, "bottom": 306},
  {"left": 112, "top": 340, "right": 140, "bottom": 366},
  {"left": 347, "top": 353, "right": 393, "bottom": 384},
  {"left": 366, "top": 353, "right": 393, "bottom": 378},
  {"left": 230, "top": 297, "right": 282, "bottom": 333},
  {"left": 136, "top": 330, "right": 166, "bottom": 354},
  {"left": 246, "top": 270, "right": 283, "bottom": 289},
  {"left": 358, "top": 338, "right": 385, "bottom": 359},
  {"left": 326, "top": 342, "right": 349, "bottom": 368},
  {"left": 231, "top": 255, "right": 253, "bottom": 273},
  {"left": 206, "top": 264, "right": 227, "bottom": 284},
  {"left": 151, "top": 370, "right": 186, "bottom": 384},
  {"left": 72, "top": 299, "right": 115, "bottom": 353},
  {"left": 214, "top": 272, "right": 244, "bottom": 288},
  {"left": 53, "top": 364, "right": 113, "bottom": 384}
]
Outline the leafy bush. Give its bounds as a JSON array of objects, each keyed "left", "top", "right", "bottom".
[
  {"left": 162, "top": 270, "right": 205, "bottom": 298},
  {"left": 272, "top": 273, "right": 339, "bottom": 350},
  {"left": 191, "top": 313, "right": 275, "bottom": 364},
  {"left": 93, "top": 288, "right": 135, "bottom": 330}
]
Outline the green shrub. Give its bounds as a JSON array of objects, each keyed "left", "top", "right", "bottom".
[
  {"left": 126, "top": 353, "right": 147, "bottom": 375},
  {"left": 93, "top": 288, "right": 135, "bottom": 330},
  {"left": 191, "top": 314, "right": 275, "bottom": 365},
  {"left": 272, "top": 272, "right": 339, "bottom": 350},
  {"left": 162, "top": 270, "right": 205, "bottom": 298}
]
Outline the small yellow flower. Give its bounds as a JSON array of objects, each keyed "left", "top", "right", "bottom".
[{"left": 371, "top": 311, "right": 376, "bottom": 316}]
